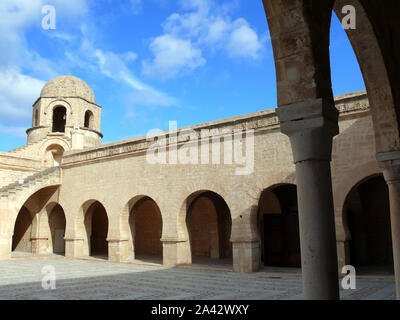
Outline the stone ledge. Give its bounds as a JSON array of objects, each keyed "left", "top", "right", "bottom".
[{"left": 61, "top": 91, "right": 370, "bottom": 166}]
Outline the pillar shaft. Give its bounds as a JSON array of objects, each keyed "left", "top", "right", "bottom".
[
  {"left": 64, "top": 238, "right": 84, "bottom": 258},
  {"left": 277, "top": 98, "right": 340, "bottom": 300},
  {"left": 387, "top": 181, "right": 400, "bottom": 299},
  {"left": 108, "top": 238, "right": 131, "bottom": 262},
  {"left": 161, "top": 238, "right": 191, "bottom": 267},
  {"left": 295, "top": 159, "right": 340, "bottom": 299},
  {"left": 232, "top": 240, "right": 260, "bottom": 273},
  {"left": 0, "top": 234, "right": 11, "bottom": 260},
  {"left": 377, "top": 152, "right": 400, "bottom": 300}
]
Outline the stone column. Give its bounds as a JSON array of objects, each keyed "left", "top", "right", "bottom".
[
  {"left": 377, "top": 151, "right": 400, "bottom": 300},
  {"left": 277, "top": 98, "right": 340, "bottom": 300},
  {"left": 107, "top": 238, "right": 131, "bottom": 263},
  {"left": 64, "top": 238, "right": 84, "bottom": 259},
  {"left": 230, "top": 206, "right": 261, "bottom": 273},
  {"left": 0, "top": 234, "right": 11, "bottom": 260},
  {"left": 161, "top": 237, "right": 191, "bottom": 267},
  {"left": 336, "top": 240, "right": 350, "bottom": 274},
  {"left": 231, "top": 240, "right": 260, "bottom": 273},
  {"left": 31, "top": 237, "right": 49, "bottom": 254}
]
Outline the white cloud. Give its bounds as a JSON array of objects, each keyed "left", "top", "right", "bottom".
[
  {"left": 128, "top": 89, "right": 178, "bottom": 107},
  {"left": 66, "top": 35, "right": 178, "bottom": 108},
  {"left": 0, "top": 0, "right": 88, "bottom": 70},
  {"left": 142, "top": 0, "right": 266, "bottom": 79},
  {"left": 142, "top": 34, "right": 206, "bottom": 79},
  {"left": 227, "top": 19, "right": 263, "bottom": 59},
  {"left": 130, "top": 0, "right": 142, "bottom": 15},
  {"left": 204, "top": 18, "right": 230, "bottom": 46},
  {"left": 0, "top": 68, "right": 45, "bottom": 125},
  {"left": 0, "top": 0, "right": 90, "bottom": 140}
]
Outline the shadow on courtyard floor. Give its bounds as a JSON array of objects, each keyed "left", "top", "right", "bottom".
[{"left": 0, "top": 258, "right": 396, "bottom": 300}]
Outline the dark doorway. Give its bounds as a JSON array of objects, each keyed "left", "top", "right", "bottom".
[
  {"left": 49, "top": 205, "right": 66, "bottom": 254},
  {"left": 84, "top": 110, "right": 93, "bottom": 129},
  {"left": 52, "top": 106, "right": 66, "bottom": 133},
  {"left": 346, "top": 175, "right": 393, "bottom": 273},
  {"left": 186, "top": 191, "right": 232, "bottom": 265},
  {"left": 86, "top": 202, "right": 108, "bottom": 257},
  {"left": 129, "top": 197, "right": 163, "bottom": 263},
  {"left": 259, "top": 185, "right": 301, "bottom": 267}
]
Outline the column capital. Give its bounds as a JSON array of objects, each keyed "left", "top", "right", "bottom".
[
  {"left": 276, "top": 98, "right": 339, "bottom": 163},
  {"left": 377, "top": 151, "right": 400, "bottom": 183}
]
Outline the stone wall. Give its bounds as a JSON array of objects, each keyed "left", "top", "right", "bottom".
[{"left": 0, "top": 90, "right": 383, "bottom": 272}]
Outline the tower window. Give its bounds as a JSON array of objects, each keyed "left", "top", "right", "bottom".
[
  {"left": 84, "top": 110, "right": 94, "bottom": 129},
  {"left": 52, "top": 106, "right": 67, "bottom": 133},
  {"left": 34, "top": 109, "right": 39, "bottom": 127}
]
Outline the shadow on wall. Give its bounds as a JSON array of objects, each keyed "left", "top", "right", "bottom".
[{"left": 11, "top": 186, "right": 61, "bottom": 255}]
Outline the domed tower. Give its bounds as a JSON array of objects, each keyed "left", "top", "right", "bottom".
[{"left": 27, "top": 75, "right": 103, "bottom": 150}]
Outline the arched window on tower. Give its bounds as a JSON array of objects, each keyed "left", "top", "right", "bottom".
[
  {"left": 84, "top": 110, "right": 94, "bottom": 129},
  {"left": 34, "top": 109, "right": 39, "bottom": 127},
  {"left": 52, "top": 106, "right": 67, "bottom": 133}
]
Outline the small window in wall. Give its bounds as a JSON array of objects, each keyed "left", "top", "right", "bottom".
[
  {"left": 52, "top": 106, "right": 67, "bottom": 133},
  {"left": 34, "top": 109, "right": 39, "bottom": 127},
  {"left": 84, "top": 110, "right": 94, "bottom": 129}
]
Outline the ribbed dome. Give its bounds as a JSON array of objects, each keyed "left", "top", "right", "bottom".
[{"left": 40, "top": 75, "right": 95, "bottom": 103}]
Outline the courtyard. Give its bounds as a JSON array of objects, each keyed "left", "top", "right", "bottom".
[{"left": 0, "top": 257, "right": 395, "bottom": 300}]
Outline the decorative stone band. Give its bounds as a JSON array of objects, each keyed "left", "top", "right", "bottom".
[
  {"left": 106, "top": 238, "right": 129, "bottom": 243},
  {"left": 377, "top": 151, "right": 400, "bottom": 184},
  {"left": 61, "top": 93, "right": 368, "bottom": 167},
  {"left": 229, "top": 237, "right": 259, "bottom": 243},
  {"left": 276, "top": 98, "right": 339, "bottom": 163},
  {"left": 160, "top": 237, "right": 188, "bottom": 243}
]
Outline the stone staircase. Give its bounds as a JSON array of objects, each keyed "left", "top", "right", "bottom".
[
  {"left": 7, "top": 136, "right": 71, "bottom": 158},
  {"left": 8, "top": 137, "right": 48, "bottom": 155},
  {"left": 0, "top": 167, "right": 62, "bottom": 201}
]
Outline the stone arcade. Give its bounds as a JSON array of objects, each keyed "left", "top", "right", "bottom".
[{"left": 1, "top": 0, "right": 400, "bottom": 300}]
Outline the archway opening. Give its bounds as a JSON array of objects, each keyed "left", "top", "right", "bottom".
[
  {"left": 258, "top": 184, "right": 301, "bottom": 268},
  {"left": 186, "top": 191, "right": 232, "bottom": 266},
  {"left": 48, "top": 204, "right": 66, "bottom": 255},
  {"left": 329, "top": 11, "right": 365, "bottom": 96},
  {"left": 52, "top": 106, "right": 66, "bottom": 133},
  {"left": 44, "top": 144, "right": 64, "bottom": 167},
  {"left": 84, "top": 201, "right": 108, "bottom": 259},
  {"left": 84, "top": 110, "right": 94, "bottom": 129},
  {"left": 12, "top": 207, "right": 33, "bottom": 254},
  {"left": 345, "top": 175, "right": 394, "bottom": 274},
  {"left": 129, "top": 197, "right": 163, "bottom": 264}
]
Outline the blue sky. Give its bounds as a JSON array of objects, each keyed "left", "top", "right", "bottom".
[{"left": 0, "top": 0, "right": 365, "bottom": 151}]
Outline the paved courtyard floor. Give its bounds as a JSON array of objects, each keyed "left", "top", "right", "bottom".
[{"left": 0, "top": 257, "right": 395, "bottom": 300}]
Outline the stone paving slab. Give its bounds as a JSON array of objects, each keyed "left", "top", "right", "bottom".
[{"left": 0, "top": 258, "right": 395, "bottom": 300}]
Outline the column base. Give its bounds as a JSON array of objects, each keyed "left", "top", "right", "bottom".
[
  {"left": 336, "top": 240, "right": 350, "bottom": 275},
  {"left": 162, "top": 239, "right": 191, "bottom": 267},
  {"left": 108, "top": 239, "right": 131, "bottom": 262},
  {"left": 31, "top": 237, "right": 49, "bottom": 254},
  {"left": 232, "top": 240, "right": 260, "bottom": 273},
  {"left": 0, "top": 235, "right": 11, "bottom": 260},
  {"left": 65, "top": 238, "right": 84, "bottom": 259}
]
